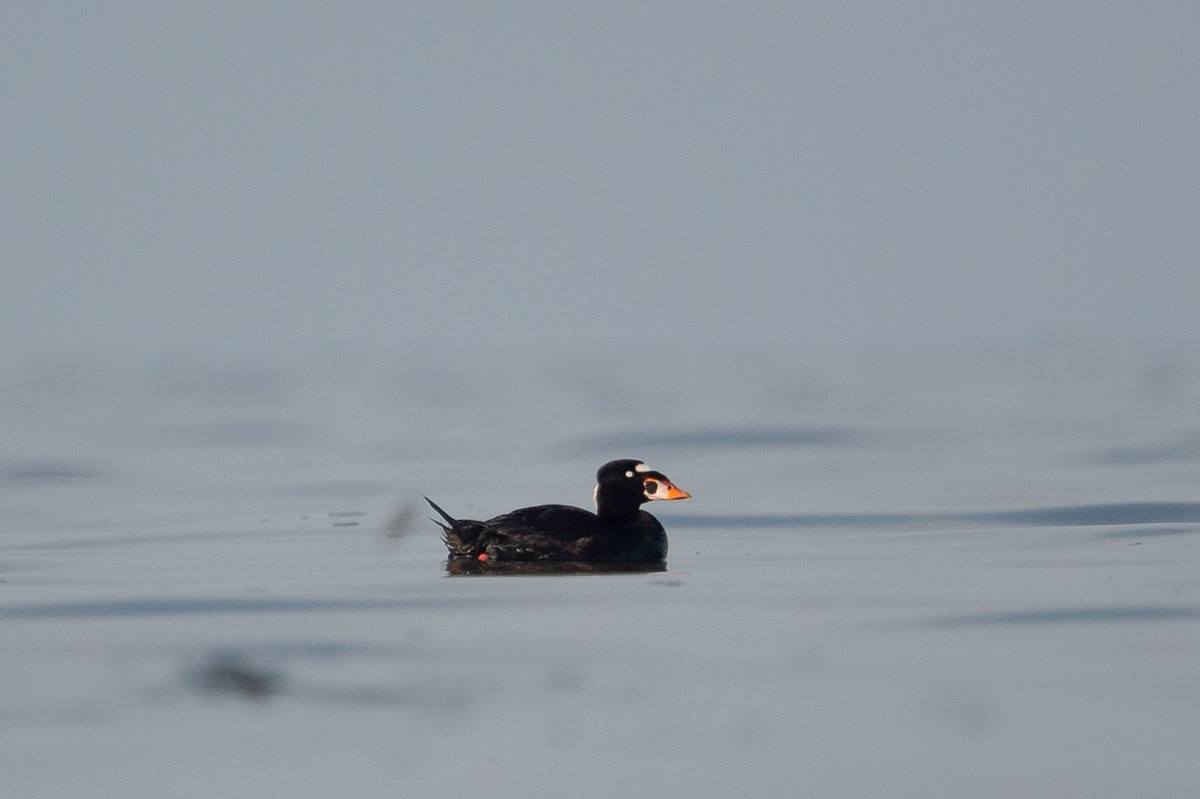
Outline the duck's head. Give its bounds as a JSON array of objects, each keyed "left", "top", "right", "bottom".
[{"left": 593, "top": 459, "right": 690, "bottom": 519}]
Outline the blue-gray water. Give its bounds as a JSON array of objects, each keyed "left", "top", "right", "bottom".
[{"left": 3, "top": 344, "right": 1200, "bottom": 798}]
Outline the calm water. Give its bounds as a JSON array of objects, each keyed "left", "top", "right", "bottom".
[{"left": 3, "top": 345, "right": 1200, "bottom": 797}]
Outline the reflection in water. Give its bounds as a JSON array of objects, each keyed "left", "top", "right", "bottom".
[{"left": 445, "top": 559, "right": 667, "bottom": 576}]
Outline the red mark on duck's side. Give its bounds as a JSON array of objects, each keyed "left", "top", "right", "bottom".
[{"left": 476, "top": 553, "right": 489, "bottom": 562}]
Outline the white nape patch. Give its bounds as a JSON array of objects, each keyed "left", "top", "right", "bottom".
[
  {"left": 593, "top": 483, "right": 599, "bottom": 510},
  {"left": 634, "top": 463, "right": 652, "bottom": 473}
]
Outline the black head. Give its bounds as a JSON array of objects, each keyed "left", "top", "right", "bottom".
[{"left": 593, "top": 459, "right": 690, "bottom": 520}]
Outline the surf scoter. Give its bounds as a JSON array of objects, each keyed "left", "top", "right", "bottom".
[{"left": 427, "top": 459, "right": 690, "bottom": 564}]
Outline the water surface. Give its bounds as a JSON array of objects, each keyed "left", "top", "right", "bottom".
[{"left": 3, "top": 347, "right": 1199, "bottom": 798}]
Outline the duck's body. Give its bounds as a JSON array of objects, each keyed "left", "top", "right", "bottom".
[{"left": 428, "top": 459, "right": 690, "bottom": 565}]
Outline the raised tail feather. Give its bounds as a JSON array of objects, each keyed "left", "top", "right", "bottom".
[
  {"left": 424, "top": 496, "right": 456, "bottom": 526},
  {"left": 426, "top": 496, "right": 465, "bottom": 554}
]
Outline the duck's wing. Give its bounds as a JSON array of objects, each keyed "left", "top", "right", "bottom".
[
  {"left": 485, "top": 503, "right": 596, "bottom": 531},
  {"left": 475, "top": 504, "right": 601, "bottom": 560}
]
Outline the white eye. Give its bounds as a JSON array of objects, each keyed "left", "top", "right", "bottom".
[{"left": 625, "top": 470, "right": 634, "bottom": 478}]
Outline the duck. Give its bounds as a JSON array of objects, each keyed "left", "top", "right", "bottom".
[{"left": 426, "top": 459, "right": 690, "bottom": 565}]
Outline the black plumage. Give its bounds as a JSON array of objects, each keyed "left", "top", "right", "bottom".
[{"left": 427, "top": 459, "right": 690, "bottom": 565}]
